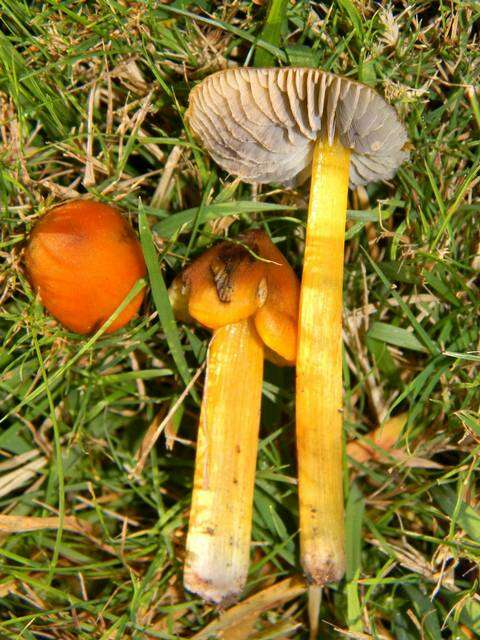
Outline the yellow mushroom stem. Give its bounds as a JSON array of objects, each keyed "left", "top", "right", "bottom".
[
  {"left": 296, "top": 137, "right": 351, "bottom": 584},
  {"left": 184, "top": 318, "right": 264, "bottom": 604}
]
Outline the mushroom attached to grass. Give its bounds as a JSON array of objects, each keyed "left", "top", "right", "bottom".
[
  {"left": 170, "top": 230, "right": 299, "bottom": 604},
  {"left": 186, "top": 68, "right": 409, "bottom": 585},
  {"left": 25, "top": 199, "right": 146, "bottom": 334}
]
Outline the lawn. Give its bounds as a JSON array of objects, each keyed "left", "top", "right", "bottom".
[{"left": 1, "top": 1, "right": 479, "bottom": 638}]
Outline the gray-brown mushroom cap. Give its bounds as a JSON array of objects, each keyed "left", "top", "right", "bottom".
[{"left": 186, "top": 67, "right": 409, "bottom": 188}]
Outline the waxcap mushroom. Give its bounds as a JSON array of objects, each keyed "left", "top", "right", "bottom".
[
  {"left": 186, "top": 67, "right": 408, "bottom": 187},
  {"left": 169, "top": 231, "right": 299, "bottom": 603}
]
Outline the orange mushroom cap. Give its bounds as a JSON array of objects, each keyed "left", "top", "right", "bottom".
[
  {"left": 170, "top": 230, "right": 299, "bottom": 364},
  {"left": 25, "top": 200, "right": 146, "bottom": 334}
]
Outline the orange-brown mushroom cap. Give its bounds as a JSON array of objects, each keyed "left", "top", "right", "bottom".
[
  {"left": 170, "top": 231, "right": 299, "bottom": 364},
  {"left": 179, "top": 240, "right": 267, "bottom": 330},
  {"left": 25, "top": 200, "right": 146, "bottom": 334},
  {"left": 250, "top": 231, "right": 299, "bottom": 364}
]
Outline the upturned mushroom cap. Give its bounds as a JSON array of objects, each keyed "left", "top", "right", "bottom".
[
  {"left": 170, "top": 231, "right": 299, "bottom": 363},
  {"left": 186, "top": 67, "right": 409, "bottom": 188}
]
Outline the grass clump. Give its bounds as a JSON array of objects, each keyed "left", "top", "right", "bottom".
[{"left": 1, "top": 1, "right": 479, "bottom": 638}]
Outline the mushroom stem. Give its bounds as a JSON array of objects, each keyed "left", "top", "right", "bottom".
[
  {"left": 296, "top": 137, "right": 351, "bottom": 584},
  {"left": 185, "top": 318, "right": 264, "bottom": 604}
]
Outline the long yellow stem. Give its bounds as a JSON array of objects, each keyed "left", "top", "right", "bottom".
[
  {"left": 296, "top": 138, "right": 351, "bottom": 584},
  {"left": 184, "top": 319, "right": 264, "bottom": 604}
]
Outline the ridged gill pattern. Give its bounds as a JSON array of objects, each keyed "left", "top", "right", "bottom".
[{"left": 186, "top": 67, "right": 409, "bottom": 187}]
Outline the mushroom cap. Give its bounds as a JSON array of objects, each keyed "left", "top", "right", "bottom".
[
  {"left": 249, "top": 231, "right": 299, "bottom": 364},
  {"left": 176, "top": 239, "right": 266, "bottom": 330},
  {"left": 170, "top": 231, "right": 299, "bottom": 364},
  {"left": 186, "top": 67, "right": 409, "bottom": 188},
  {"left": 25, "top": 200, "right": 146, "bottom": 334}
]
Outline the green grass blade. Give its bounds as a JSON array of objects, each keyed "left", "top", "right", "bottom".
[
  {"left": 254, "top": 0, "right": 288, "bottom": 67},
  {"left": 154, "top": 201, "right": 294, "bottom": 238},
  {"left": 367, "top": 321, "right": 428, "bottom": 353},
  {"left": 138, "top": 206, "right": 193, "bottom": 391},
  {"left": 364, "top": 252, "right": 440, "bottom": 355},
  {"left": 433, "top": 485, "right": 480, "bottom": 541},
  {"left": 402, "top": 585, "right": 442, "bottom": 640},
  {"left": 345, "top": 483, "right": 365, "bottom": 631}
]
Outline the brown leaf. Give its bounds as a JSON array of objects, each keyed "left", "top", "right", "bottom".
[{"left": 347, "top": 413, "right": 408, "bottom": 463}]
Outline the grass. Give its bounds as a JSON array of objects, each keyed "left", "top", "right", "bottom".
[{"left": 0, "top": 0, "right": 479, "bottom": 638}]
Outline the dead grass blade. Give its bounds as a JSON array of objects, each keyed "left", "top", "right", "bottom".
[
  {"left": 0, "top": 514, "right": 93, "bottom": 535},
  {"left": 192, "top": 576, "right": 306, "bottom": 640}
]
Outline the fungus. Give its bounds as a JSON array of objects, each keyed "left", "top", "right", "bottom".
[
  {"left": 25, "top": 200, "right": 146, "bottom": 334},
  {"left": 186, "top": 67, "right": 408, "bottom": 585},
  {"left": 170, "top": 230, "right": 299, "bottom": 604}
]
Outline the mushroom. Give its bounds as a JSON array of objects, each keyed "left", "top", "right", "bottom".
[
  {"left": 25, "top": 200, "right": 146, "bottom": 334},
  {"left": 186, "top": 68, "right": 409, "bottom": 585},
  {"left": 170, "top": 230, "right": 299, "bottom": 604}
]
